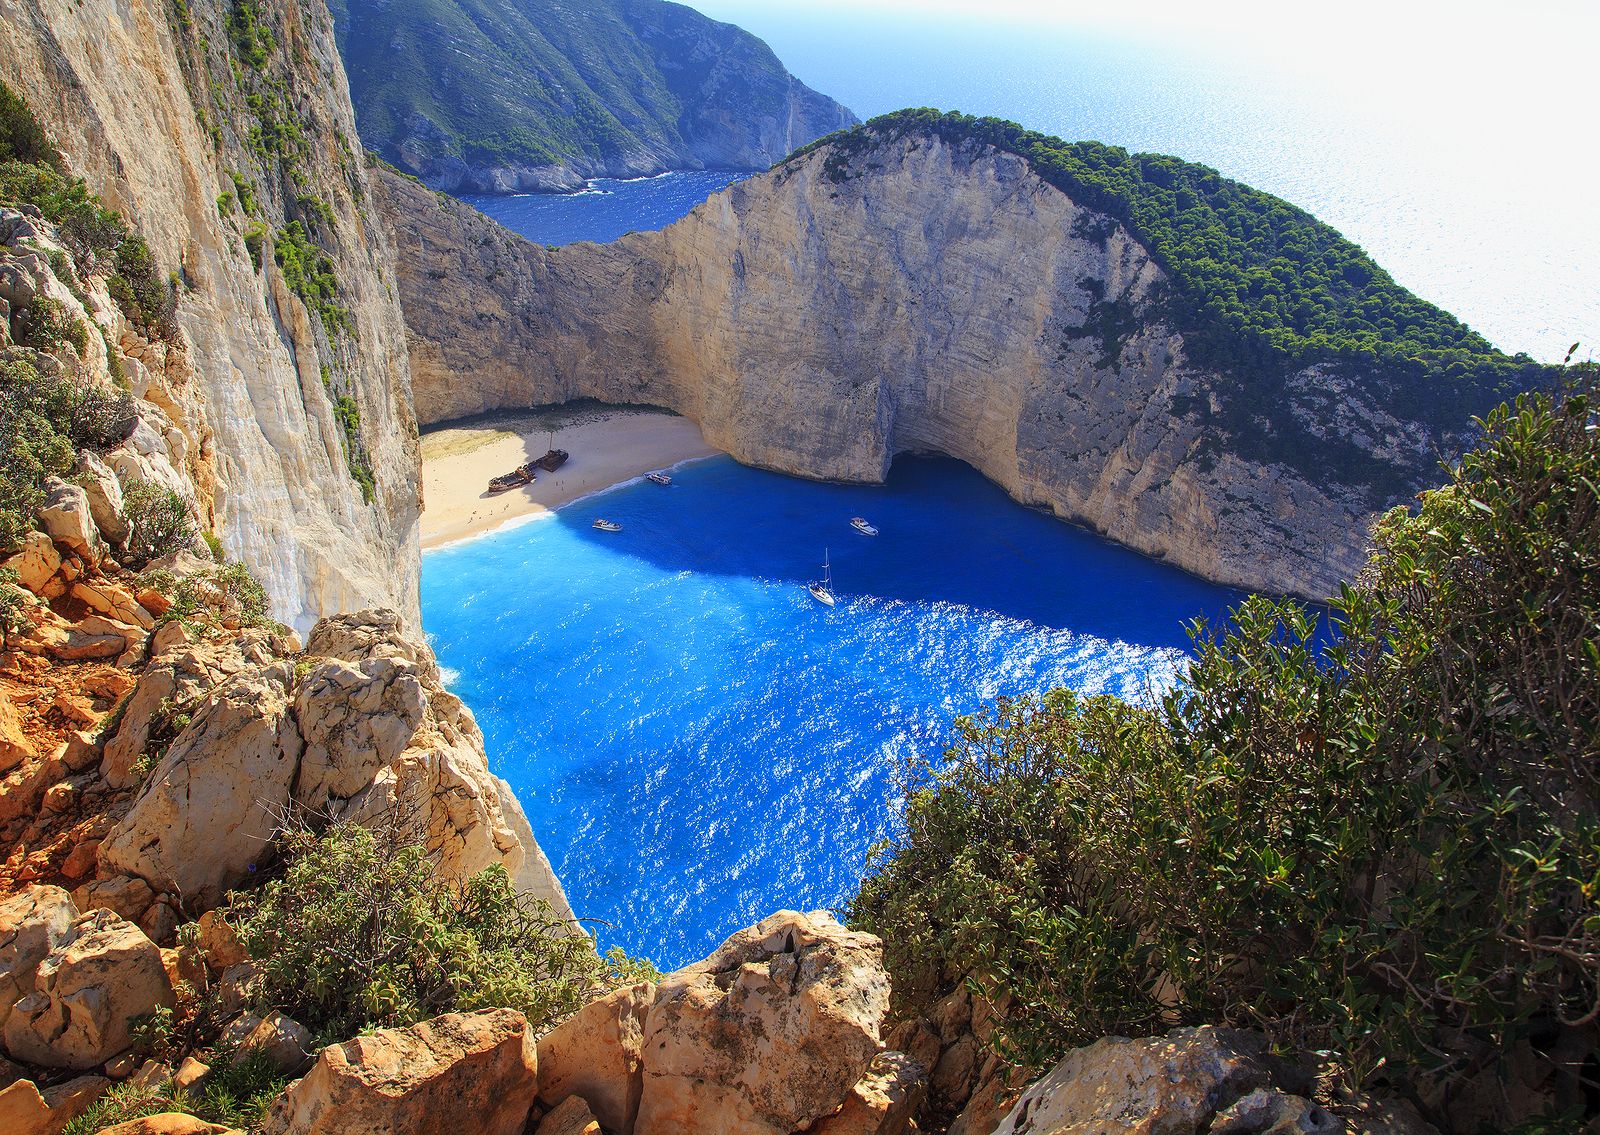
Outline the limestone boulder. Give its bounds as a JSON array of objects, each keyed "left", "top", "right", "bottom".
[
  {"left": 2, "top": 909, "right": 174, "bottom": 1069},
  {"left": 812, "top": 1051, "right": 927, "bottom": 1135},
  {"left": 70, "top": 875, "right": 155, "bottom": 924},
  {"left": 0, "top": 1071, "right": 108, "bottom": 1135},
  {"left": 77, "top": 450, "right": 129, "bottom": 547},
  {"left": 3, "top": 531, "right": 61, "bottom": 596},
  {"left": 70, "top": 581, "right": 153, "bottom": 630},
  {"left": 536, "top": 980, "right": 655, "bottom": 1134},
  {"left": 14, "top": 611, "right": 126, "bottom": 662},
  {"left": 635, "top": 910, "right": 891, "bottom": 1135},
  {"left": 259, "top": 1008, "right": 538, "bottom": 1135},
  {"left": 97, "top": 611, "right": 561, "bottom": 921},
  {"left": 97, "top": 664, "right": 301, "bottom": 906},
  {"left": 538, "top": 1094, "right": 603, "bottom": 1135},
  {"left": 990, "top": 1027, "right": 1274, "bottom": 1135},
  {"left": 1212, "top": 1089, "right": 1341, "bottom": 1135},
  {"left": 0, "top": 687, "right": 34, "bottom": 773},
  {"left": 306, "top": 612, "right": 536, "bottom": 890},
  {"left": 0, "top": 885, "right": 78, "bottom": 1033},
  {"left": 195, "top": 911, "right": 248, "bottom": 971},
  {"left": 0, "top": 1078, "right": 50, "bottom": 1135},
  {"left": 292, "top": 655, "right": 427, "bottom": 808},
  {"left": 37, "top": 479, "right": 102, "bottom": 564},
  {"left": 99, "top": 635, "right": 272, "bottom": 790},
  {"left": 93, "top": 1116, "right": 231, "bottom": 1135},
  {"left": 220, "top": 1010, "right": 314, "bottom": 1075}
]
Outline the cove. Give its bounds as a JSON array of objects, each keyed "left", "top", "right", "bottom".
[
  {"left": 421, "top": 454, "right": 1245, "bottom": 968},
  {"left": 462, "top": 170, "right": 749, "bottom": 247}
]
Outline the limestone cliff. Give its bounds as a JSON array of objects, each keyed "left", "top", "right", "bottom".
[
  {"left": 378, "top": 132, "right": 1485, "bottom": 599},
  {"left": 1, "top": 0, "right": 421, "bottom": 630}
]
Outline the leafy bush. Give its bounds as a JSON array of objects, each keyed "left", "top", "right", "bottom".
[
  {"left": 164, "top": 561, "right": 272, "bottom": 631},
  {"left": 108, "top": 233, "right": 179, "bottom": 340},
  {"left": 15, "top": 295, "right": 83, "bottom": 352},
  {"left": 122, "top": 479, "right": 196, "bottom": 567},
  {"left": 851, "top": 385, "right": 1599, "bottom": 1112},
  {"left": 0, "top": 80, "right": 58, "bottom": 166},
  {"left": 0, "top": 568, "right": 31, "bottom": 644},
  {"left": 0, "top": 358, "right": 130, "bottom": 553},
  {"left": 225, "top": 815, "right": 653, "bottom": 1043}
]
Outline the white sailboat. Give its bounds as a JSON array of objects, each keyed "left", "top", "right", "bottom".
[{"left": 808, "top": 549, "right": 837, "bottom": 607}]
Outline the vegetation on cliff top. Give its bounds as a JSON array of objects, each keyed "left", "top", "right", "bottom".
[
  {"left": 326, "top": 0, "right": 854, "bottom": 185},
  {"left": 851, "top": 381, "right": 1599, "bottom": 1123},
  {"left": 795, "top": 111, "right": 1551, "bottom": 485}
]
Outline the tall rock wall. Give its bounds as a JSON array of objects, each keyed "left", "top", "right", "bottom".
[
  {"left": 1, "top": 0, "right": 421, "bottom": 631},
  {"left": 378, "top": 135, "right": 1450, "bottom": 598}
]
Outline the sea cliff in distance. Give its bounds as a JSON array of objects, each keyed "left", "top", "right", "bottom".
[
  {"left": 376, "top": 110, "right": 1554, "bottom": 601},
  {"left": 327, "top": 0, "right": 858, "bottom": 193}
]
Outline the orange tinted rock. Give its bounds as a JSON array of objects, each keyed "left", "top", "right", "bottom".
[{"left": 259, "top": 1009, "right": 537, "bottom": 1135}]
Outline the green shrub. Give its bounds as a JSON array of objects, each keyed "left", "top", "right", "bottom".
[
  {"left": 202, "top": 530, "right": 224, "bottom": 562},
  {"left": 122, "top": 479, "right": 195, "bottom": 567},
  {"left": 242, "top": 221, "right": 267, "bottom": 270},
  {"left": 225, "top": 816, "right": 653, "bottom": 1043},
  {"left": 0, "top": 159, "right": 124, "bottom": 271},
  {"left": 0, "top": 568, "right": 31, "bottom": 644},
  {"left": 851, "top": 385, "right": 1599, "bottom": 1109},
  {"left": 166, "top": 561, "right": 271, "bottom": 630},
  {"left": 15, "top": 294, "right": 77, "bottom": 352},
  {"left": 0, "top": 358, "right": 75, "bottom": 552},
  {"left": 273, "top": 221, "right": 352, "bottom": 339},
  {"left": 0, "top": 80, "right": 58, "bottom": 166},
  {"left": 59, "top": 1047, "right": 286, "bottom": 1135},
  {"left": 108, "top": 233, "right": 179, "bottom": 339}
]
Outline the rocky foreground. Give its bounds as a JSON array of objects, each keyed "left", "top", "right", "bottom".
[{"left": 0, "top": 378, "right": 1431, "bottom": 1135}]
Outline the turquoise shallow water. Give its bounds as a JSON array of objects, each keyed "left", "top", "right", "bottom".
[{"left": 422, "top": 455, "right": 1243, "bottom": 967}]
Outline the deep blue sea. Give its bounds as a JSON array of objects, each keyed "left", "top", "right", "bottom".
[
  {"left": 423, "top": 456, "right": 1243, "bottom": 967},
  {"left": 462, "top": 171, "right": 748, "bottom": 247}
]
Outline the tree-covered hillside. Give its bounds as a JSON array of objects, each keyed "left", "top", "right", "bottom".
[
  {"left": 797, "top": 111, "right": 1553, "bottom": 458},
  {"left": 327, "top": 0, "right": 856, "bottom": 193}
]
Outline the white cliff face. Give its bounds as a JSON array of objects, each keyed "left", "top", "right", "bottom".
[
  {"left": 380, "top": 135, "right": 1445, "bottom": 598},
  {"left": 0, "top": 0, "right": 421, "bottom": 632}
]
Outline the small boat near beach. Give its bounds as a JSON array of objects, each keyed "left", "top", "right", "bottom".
[
  {"left": 850, "top": 516, "right": 878, "bottom": 536},
  {"left": 487, "top": 462, "right": 537, "bottom": 494},
  {"left": 807, "top": 550, "right": 837, "bottom": 607},
  {"left": 645, "top": 471, "right": 672, "bottom": 486},
  {"left": 593, "top": 519, "right": 623, "bottom": 533}
]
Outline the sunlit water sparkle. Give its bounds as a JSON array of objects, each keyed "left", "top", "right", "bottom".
[{"left": 422, "top": 456, "right": 1243, "bottom": 967}]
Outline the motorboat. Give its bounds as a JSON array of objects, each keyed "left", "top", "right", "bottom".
[
  {"left": 592, "top": 519, "right": 623, "bottom": 532},
  {"left": 850, "top": 516, "right": 878, "bottom": 536},
  {"left": 646, "top": 471, "right": 672, "bottom": 486},
  {"left": 807, "top": 549, "right": 837, "bottom": 607}
]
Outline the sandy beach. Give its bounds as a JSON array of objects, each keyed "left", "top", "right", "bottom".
[{"left": 420, "top": 404, "right": 720, "bottom": 549}]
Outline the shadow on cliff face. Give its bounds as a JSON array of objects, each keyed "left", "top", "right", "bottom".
[{"left": 553, "top": 453, "right": 1246, "bottom": 651}]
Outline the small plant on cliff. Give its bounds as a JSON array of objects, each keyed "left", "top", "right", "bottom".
[
  {"left": 224, "top": 813, "right": 650, "bottom": 1043},
  {"left": 122, "top": 478, "right": 196, "bottom": 568},
  {"left": 852, "top": 382, "right": 1600, "bottom": 1118},
  {"left": 0, "top": 357, "right": 132, "bottom": 553},
  {"left": 0, "top": 80, "right": 57, "bottom": 165}
]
